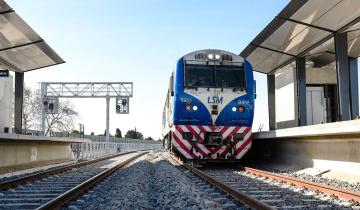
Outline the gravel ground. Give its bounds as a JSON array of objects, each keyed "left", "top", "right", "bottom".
[{"left": 64, "top": 152, "right": 244, "bottom": 210}]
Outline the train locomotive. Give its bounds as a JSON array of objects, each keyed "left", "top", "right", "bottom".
[{"left": 162, "top": 49, "right": 255, "bottom": 161}]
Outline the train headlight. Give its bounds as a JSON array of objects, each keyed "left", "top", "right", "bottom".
[
  {"left": 215, "top": 54, "right": 220, "bottom": 60},
  {"left": 207, "top": 54, "right": 214, "bottom": 59},
  {"left": 232, "top": 107, "right": 237, "bottom": 112},
  {"left": 193, "top": 105, "right": 198, "bottom": 111},
  {"left": 185, "top": 105, "right": 191, "bottom": 111},
  {"left": 239, "top": 106, "right": 245, "bottom": 112}
]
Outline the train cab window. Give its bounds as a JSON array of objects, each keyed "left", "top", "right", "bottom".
[
  {"left": 185, "top": 65, "right": 214, "bottom": 88},
  {"left": 215, "top": 66, "right": 246, "bottom": 88}
]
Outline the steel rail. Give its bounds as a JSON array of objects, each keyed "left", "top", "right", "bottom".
[
  {"left": 0, "top": 151, "right": 139, "bottom": 191},
  {"left": 171, "top": 156, "right": 275, "bottom": 210},
  {"left": 37, "top": 151, "right": 148, "bottom": 210},
  {"left": 244, "top": 167, "right": 360, "bottom": 203}
]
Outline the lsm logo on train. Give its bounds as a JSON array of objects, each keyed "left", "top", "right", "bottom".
[{"left": 208, "top": 96, "right": 223, "bottom": 104}]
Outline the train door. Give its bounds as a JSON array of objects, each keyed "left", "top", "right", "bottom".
[{"left": 306, "top": 86, "right": 326, "bottom": 125}]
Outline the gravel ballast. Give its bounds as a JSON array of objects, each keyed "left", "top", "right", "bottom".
[{"left": 64, "top": 152, "right": 244, "bottom": 210}]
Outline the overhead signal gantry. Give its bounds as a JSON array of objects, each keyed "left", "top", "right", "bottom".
[{"left": 40, "top": 82, "right": 133, "bottom": 143}]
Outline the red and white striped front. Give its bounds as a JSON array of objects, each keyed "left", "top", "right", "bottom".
[{"left": 171, "top": 125, "right": 252, "bottom": 160}]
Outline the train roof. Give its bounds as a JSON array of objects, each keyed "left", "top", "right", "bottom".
[{"left": 183, "top": 49, "right": 244, "bottom": 63}]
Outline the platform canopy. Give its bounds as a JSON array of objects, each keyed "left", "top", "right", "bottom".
[
  {"left": 0, "top": 1, "right": 64, "bottom": 73},
  {"left": 240, "top": 0, "right": 360, "bottom": 74}
]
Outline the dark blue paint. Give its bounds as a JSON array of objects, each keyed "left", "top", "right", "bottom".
[{"left": 172, "top": 55, "right": 254, "bottom": 127}]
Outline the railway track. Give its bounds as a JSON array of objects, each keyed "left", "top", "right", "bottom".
[
  {"left": 0, "top": 151, "right": 148, "bottom": 210},
  {"left": 172, "top": 156, "right": 359, "bottom": 209}
]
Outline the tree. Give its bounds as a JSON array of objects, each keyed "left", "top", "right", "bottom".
[
  {"left": 45, "top": 100, "right": 78, "bottom": 136},
  {"left": 145, "top": 136, "right": 153, "bottom": 141},
  {"left": 22, "top": 88, "right": 39, "bottom": 133},
  {"left": 115, "top": 128, "right": 122, "bottom": 138},
  {"left": 125, "top": 129, "right": 143, "bottom": 139},
  {"left": 21, "top": 87, "right": 78, "bottom": 136}
]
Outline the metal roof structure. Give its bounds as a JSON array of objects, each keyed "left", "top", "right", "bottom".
[
  {"left": 240, "top": 0, "right": 360, "bottom": 74},
  {"left": 0, "top": 1, "right": 64, "bottom": 72}
]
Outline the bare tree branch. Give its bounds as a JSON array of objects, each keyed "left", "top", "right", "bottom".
[{"left": 23, "top": 87, "right": 78, "bottom": 136}]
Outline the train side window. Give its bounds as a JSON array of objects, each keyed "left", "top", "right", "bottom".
[
  {"left": 170, "top": 73, "right": 174, "bottom": 96},
  {"left": 253, "top": 80, "right": 257, "bottom": 99}
]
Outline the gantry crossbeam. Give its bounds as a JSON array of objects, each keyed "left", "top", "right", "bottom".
[{"left": 42, "top": 82, "right": 133, "bottom": 98}]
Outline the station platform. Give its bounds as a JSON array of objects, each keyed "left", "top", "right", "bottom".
[
  {"left": 248, "top": 120, "right": 360, "bottom": 181},
  {"left": 254, "top": 119, "right": 360, "bottom": 140},
  {"left": 0, "top": 133, "right": 89, "bottom": 170}
]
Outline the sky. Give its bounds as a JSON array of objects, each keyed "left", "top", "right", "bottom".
[{"left": 9, "top": 0, "right": 290, "bottom": 139}]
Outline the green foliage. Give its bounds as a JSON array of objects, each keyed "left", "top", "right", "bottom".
[
  {"left": 125, "top": 129, "right": 143, "bottom": 139},
  {"left": 145, "top": 136, "right": 153, "bottom": 141},
  {"left": 115, "top": 128, "right": 122, "bottom": 138},
  {"left": 71, "top": 129, "right": 80, "bottom": 134}
]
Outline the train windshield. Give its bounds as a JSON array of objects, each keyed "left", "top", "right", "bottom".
[
  {"left": 185, "top": 64, "right": 246, "bottom": 88},
  {"left": 185, "top": 65, "right": 215, "bottom": 88},
  {"left": 215, "top": 65, "right": 246, "bottom": 88}
]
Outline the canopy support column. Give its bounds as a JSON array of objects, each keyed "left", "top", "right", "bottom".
[
  {"left": 267, "top": 74, "right": 276, "bottom": 130},
  {"left": 14, "top": 72, "right": 24, "bottom": 134},
  {"left": 296, "top": 57, "right": 307, "bottom": 126},
  {"left": 334, "top": 32, "right": 351, "bottom": 121},
  {"left": 349, "top": 57, "right": 359, "bottom": 119}
]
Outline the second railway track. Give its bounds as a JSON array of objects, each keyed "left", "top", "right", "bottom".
[
  {"left": 172, "top": 155, "right": 360, "bottom": 210},
  {"left": 0, "top": 151, "right": 148, "bottom": 210}
]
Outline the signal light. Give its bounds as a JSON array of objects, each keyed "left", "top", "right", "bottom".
[
  {"left": 48, "top": 103, "right": 54, "bottom": 110},
  {"left": 185, "top": 105, "right": 191, "bottom": 111},
  {"left": 232, "top": 107, "right": 237, "bottom": 112},
  {"left": 193, "top": 105, "right": 198, "bottom": 111},
  {"left": 239, "top": 106, "right": 245, "bottom": 112}
]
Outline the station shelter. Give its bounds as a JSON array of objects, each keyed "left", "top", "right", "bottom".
[
  {"left": 241, "top": 0, "right": 360, "bottom": 130},
  {"left": 0, "top": 1, "right": 64, "bottom": 134}
]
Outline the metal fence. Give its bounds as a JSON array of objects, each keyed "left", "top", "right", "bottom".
[
  {"left": 3, "top": 129, "right": 163, "bottom": 159},
  {"left": 72, "top": 142, "right": 163, "bottom": 159},
  {"left": 55, "top": 132, "right": 161, "bottom": 144}
]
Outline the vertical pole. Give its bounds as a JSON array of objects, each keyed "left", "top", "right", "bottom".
[
  {"left": 106, "top": 96, "right": 110, "bottom": 144},
  {"left": 296, "top": 57, "right": 307, "bottom": 126},
  {"left": 267, "top": 74, "right": 276, "bottom": 130},
  {"left": 349, "top": 58, "right": 359, "bottom": 119},
  {"left": 41, "top": 82, "right": 46, "bottom": 136},
  {"left": 334, "top": 32, "right": 351, "bottom": 121},
  {"left": 14, "top": 72, "right": 24, "bottom": 134}
]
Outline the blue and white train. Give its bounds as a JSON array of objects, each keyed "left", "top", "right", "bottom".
[{"left": 162, "top": 49, "right": 255, "bottom": 161}]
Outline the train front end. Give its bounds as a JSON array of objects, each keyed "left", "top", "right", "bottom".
[{"left": 171, "top": 49, "right": 255, "bottom": 161}]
